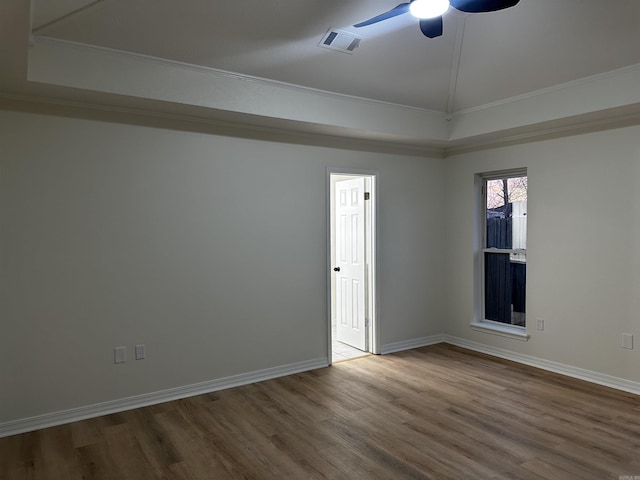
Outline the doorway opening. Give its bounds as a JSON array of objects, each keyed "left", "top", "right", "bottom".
[{"left": 328, "top": 170, "right": 377, "bottom": 363}]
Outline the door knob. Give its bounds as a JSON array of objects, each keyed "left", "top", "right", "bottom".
[{"left": 333, "top": 267, "right": 340, "bottom": 272}]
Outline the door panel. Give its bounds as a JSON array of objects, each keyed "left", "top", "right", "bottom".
[{"left": 335, "top": 177, "right": 366, "bottom": 351}]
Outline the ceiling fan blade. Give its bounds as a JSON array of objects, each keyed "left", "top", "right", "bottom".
[
  {"left": 353, "top": 3, "right": 410, "bottom": 27},
  {"left": 419, "top": 17, "right": 443, "bottom": 38},
  {"left": 450, "top": 0, "right": 519, "bottom": 13}
]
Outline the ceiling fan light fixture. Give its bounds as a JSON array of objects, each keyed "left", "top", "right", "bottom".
[{"left": 409, "top": 0, "right": 450, "bottom": 19}]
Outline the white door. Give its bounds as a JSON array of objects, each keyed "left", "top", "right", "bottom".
[{"left": 334, "top": 177, "right": 367, "bottom": 351}]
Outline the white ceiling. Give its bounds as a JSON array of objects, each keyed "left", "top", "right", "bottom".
[
  {"left": 1, "top": 0, "right": 639, "bottom": 153},
  {"left": 30, "top": 0, "right": 640, "bottom": 112}
]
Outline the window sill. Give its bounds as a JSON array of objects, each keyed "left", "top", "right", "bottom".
[{"left": 470, "top": 321, "right": 530, "bottom": 341}]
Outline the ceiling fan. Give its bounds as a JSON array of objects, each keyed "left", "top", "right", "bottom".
[{"left": 353, "top": 0, "right": 520, "bottom": 38}]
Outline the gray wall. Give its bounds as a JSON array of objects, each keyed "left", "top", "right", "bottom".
[
  {"left": 445, "top": 125, "right": 640, "bottom": 382},
  {"left": 0, "top": 107, "right": 446, "bottom": 422},
  {"left": 3, "top": 103, "right": 640, "bottom": 427}
]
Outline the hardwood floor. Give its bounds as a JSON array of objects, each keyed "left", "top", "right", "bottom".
[{"left": 2, "top": 344, "right": 640, "bottom": 479}]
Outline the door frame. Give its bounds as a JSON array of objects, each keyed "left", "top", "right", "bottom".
[{"left": 326, "top": 167, "right": 379, "bottom": 364}]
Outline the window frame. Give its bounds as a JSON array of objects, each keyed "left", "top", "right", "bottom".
[{"left": 471, "top": 168, "right": 530, "bottom": 341}]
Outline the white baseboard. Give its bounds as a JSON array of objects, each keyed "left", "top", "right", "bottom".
[
  {"left": 5, "top": 334, "right": 639, "bottom": 438},
  {"left": 380, "top": 334, "right": 446, "bottom": 355},
  {"left": 443, "top": 335, "right": 640, "bottom": 396},
  {"left": 0, "top": 357, "right": 328, "bottom": 439}
]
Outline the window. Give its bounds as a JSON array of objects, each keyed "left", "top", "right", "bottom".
[{"left": 475, "top": 170, "right": 527, "bottom": 337}]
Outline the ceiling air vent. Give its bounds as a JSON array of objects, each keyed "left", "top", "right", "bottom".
[{"left": 318, "top": 28, "right": 363, "bottom": 54}]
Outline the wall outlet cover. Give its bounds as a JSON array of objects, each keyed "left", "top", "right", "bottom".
[
  {"left": 135, "top": 344, "right": 146, "bottom": 360},
  {"left": 114, "top": 346, "right": 126, "bottom": 364}
]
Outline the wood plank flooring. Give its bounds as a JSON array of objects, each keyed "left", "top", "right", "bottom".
[{"left": 2, "top": 344, "right": 640, "bottom": 479}]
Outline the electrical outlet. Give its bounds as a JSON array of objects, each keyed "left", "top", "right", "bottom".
[
  {"left": 536, "top": 318, "right": 544, "bottom": 331},
  {"left": 114, "top": 346, "right": 126, "bottom": 364},
  {"left": 622, "top": 334, "right": 633, "bottom": 350},
  {"left": 135, "top": 344, "right": 146, "bottom": 360}
]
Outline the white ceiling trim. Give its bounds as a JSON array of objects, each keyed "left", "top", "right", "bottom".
[
  {"left": 0, "top": 92, "right": 447, "bottom": 157},
  {"left": 32, "top": 36, "right": 442, "bottom": 115},
  {"left": 450, "top": 63, "right": 640, "bottom": 140},
  {"left": 26, "top": 36, "right": 640, "bottom": 152},
  {"left": 445, "top": 106, "right": 640, "bottom": 157},
  {"left": 28, "top": 36, "right": 450, "bottom": 143}
]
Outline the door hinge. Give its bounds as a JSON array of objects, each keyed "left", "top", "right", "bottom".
[
  {"left": 364, "top": 192, "right": 370, "bottom": 200},
  {"left": 365, "top": 318, "right": 370, "bottom": 327}
]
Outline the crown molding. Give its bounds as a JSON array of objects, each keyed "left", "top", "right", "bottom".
[
  {"left": 3, "top": 88, "right": 638, "bottom": 160},
  {"left": 28, "top": 36, "right": 450, "bottom": 147},
  {"left": 447, "top": 62, "right": 640, "bottom": 144},
  {"left": 16, "top": 36, "right": 640, "bottom": 157},
  {"left": 0, "top": 92, "right": 447, "bottom": 158},
  {"left": 30, "top": 37, "right": 640, "bottom": 123},
  {"left": 444, "top": 105, "right": 640, "bottom": 157}
]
